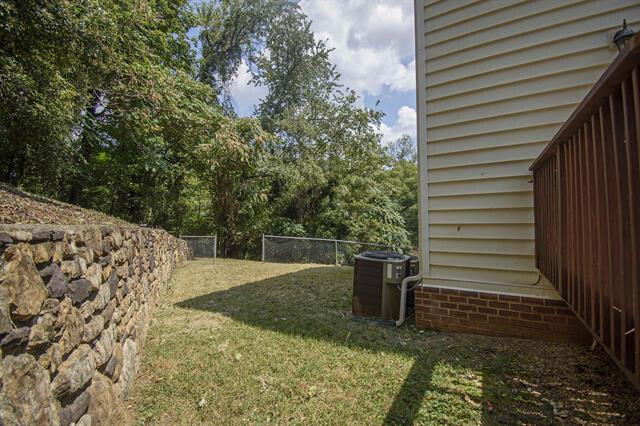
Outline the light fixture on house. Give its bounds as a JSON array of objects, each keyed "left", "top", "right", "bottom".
[{"left": 613, "top": 19, "right": 635, "bottom": 52}]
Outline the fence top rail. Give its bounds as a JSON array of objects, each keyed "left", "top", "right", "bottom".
[
  {"left": 180, "top": 235, "right": 217, "bottom": 238},
  {"left": 530, "top": 32, "right": 640, "bottom": 171},
  {"left": 263, "top": 234, "right": 390, "bottom": 247}
]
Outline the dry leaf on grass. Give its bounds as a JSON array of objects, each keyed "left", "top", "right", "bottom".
[{"left": 198, "top": 393, "right": 207, "bottom": 408}]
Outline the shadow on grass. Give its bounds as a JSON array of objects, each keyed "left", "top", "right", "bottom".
[{"left": 176, "top": 266, "right": 639, "bottom": 424}]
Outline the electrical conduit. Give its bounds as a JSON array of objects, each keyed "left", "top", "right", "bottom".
[{"left": 396, "top": 274, "right": 423, "bottom": 327}]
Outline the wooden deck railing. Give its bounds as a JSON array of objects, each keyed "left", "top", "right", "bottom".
[{"left": 530, "top": 34, "right": 640, "bottom": 391}]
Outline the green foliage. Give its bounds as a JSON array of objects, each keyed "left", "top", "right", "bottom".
[
  {"left": 0, "top": 0, "right": 111, "bottom": 184},
  {"left": 385, "top": 159, "right": 419, "bottom": 248},
  {"left": 1, "top": 0, "right": 417, "bottom": 257},
  {"left": 0, "top": 0, "right": 233, "bottom": 229},
  {"left": 194, "top": 117, "right": 273, "bottom": 256},
  {"left": 263, "top": 90, "right": 411, "bottom": 250}
]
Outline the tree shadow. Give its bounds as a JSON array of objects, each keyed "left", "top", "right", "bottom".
[
  {"left": 382, "top": 353, "right": 433, "bottom": 424},
  {"left": 175, "top": 265, "right": 640, "bottom": 424}
]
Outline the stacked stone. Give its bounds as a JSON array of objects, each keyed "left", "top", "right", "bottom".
[{"left": 0, "top": 226, "right": 189, "bottom": 425}]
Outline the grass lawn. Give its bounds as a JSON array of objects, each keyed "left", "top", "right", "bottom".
[{"left": 129, "top": 259, "right": 639, "bottom": 425}]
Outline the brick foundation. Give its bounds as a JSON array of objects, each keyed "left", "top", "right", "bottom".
[{"left": 415, "top": 286, "right": 592, "bottom": 344}]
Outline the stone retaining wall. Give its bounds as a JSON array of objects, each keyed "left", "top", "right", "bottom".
[{"left": 0, "top": 225, "right": 189, "bottom": 425}]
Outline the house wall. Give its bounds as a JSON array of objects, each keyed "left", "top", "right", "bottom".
[
  {"left": 415, "top": 0, "right": 640, "bottom": 297},
  {"left": 414, "top": 0, "right": 640, "bottom": 340}
]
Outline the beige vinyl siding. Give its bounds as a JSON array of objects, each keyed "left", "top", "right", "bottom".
[{"left": 416, "top": 0, "right": 640, "bottom": 292}]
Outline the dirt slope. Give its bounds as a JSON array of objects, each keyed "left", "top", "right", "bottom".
[{"left": 0, "top": 183, "right": 132, "bottom": 226}]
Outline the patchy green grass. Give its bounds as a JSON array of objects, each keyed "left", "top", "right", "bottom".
[{"left": 129, "top": 259, "right": 639, "bottom": 425}]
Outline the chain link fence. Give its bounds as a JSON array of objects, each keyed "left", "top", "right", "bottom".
[
  {"left": 181, "top": 235, "right": 217, "bottom": 260},
  {"left": 262, "top": 234, "right": 393, "bottom": 266}
]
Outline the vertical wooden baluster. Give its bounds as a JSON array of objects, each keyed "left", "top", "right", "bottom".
[
  {"left": 631, "top": 67, "right": 640, "bottom": 381},
  {"left": 610, "top": 93, "right": 626, "bottom": 362},
  {"left": 578, "top": 128, "right": 586, "bottom": 320},
  {"left": 600, "top": 104, "right": 615, "bottom": 353},
  {"left": 534, "top": 168, "right": 538, "bottom": 269},
  {"left": 572, "top": 133, "right": 579, "bottom": 314},
  {"left": 564, "top": 141, "right": 571, "bottom": 300},
  {"left": 544, "top": 161, "right": 548, "bottom": 279},
  {"left": 545, "top": 161, "right": 550, "bottom": 279},
  {"left": 534, "top": 168, "right": 540, "bottom": 270},
  {"left": 567, "top": 138, "right": 576, "bottom": 308},
  {"left": 544, "top": 160, "right": 553, "bottom": 280},
  {"left": 553, "top": 157, "right": 556, "bottom": 282},
  {"left": 541, "top": 164, "right": 545, "bottom": 276},
  {"left": 539, "top": 164, "right": 545, "bottom": 277},
  {"left": 622, "top": 76, "right": 639, "bottom": 374},
  {"left": 591, "top": 114, "right": 604, "bottom": 340},
  {"left": 540, "top": 164, "right": 546, "bottom": 278},
  {"left": 584, "top": 122, "right": 595, "bottom": 330},
  {"left": 553, "top": 157, "right": 558, "bottom": 285},
  {"left": 539, "top": 166, "right": 545, "bottom": 276},
  {"left": 551, "top": 155, "right": 560, "bottom": 288},
  {"left": 558, "top": 145, "right": 565, "bottom": 298}
]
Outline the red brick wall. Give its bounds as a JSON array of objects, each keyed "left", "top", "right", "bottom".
[{"left": 415, "top": 286, "right": 592, "bottom": 344}]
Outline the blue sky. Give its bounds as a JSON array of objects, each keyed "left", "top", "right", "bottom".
[{"left": 192, "top": 0, "right": 417, "bottom": 144}]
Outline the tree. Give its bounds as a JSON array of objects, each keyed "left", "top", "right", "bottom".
[
  {"left": 0, "top": 0, "right": 234, "bottom": 230},
  {"left": 387, "top": 134, "right": 417, "bottom": 163},
  {"left": 194, "top": 0, "right": 411, "bottom": 253},
  {"left": 196, "top": 0, "right": 293, "bottom": 111},
  {"left": 1, "top": 0, "right": 415, "bottom": 256},
  {"left": 385, "top": 160, "right": 419, "bottom": 248},
  {"left": 257, "top": 75, "right": 410, "bottom": 248},
  {"left": 193, "top": 117, "right": 272, "bottom": 257},
  {"left": 0, "top": 0, "right": 114, "bottom": 187},
  {"left": 251, "top": 6, "right": 338, "bottom": 131}
]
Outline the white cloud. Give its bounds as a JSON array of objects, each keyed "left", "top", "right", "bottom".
[
  {"left": 379, "top": 105, "right": 417, "bottom": 145},
  {"left": 299, "top": 0, "right": 415, "bottom": 96},
  {"left": 229, "top": 60, "right": 268, "bottom": 116}
]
